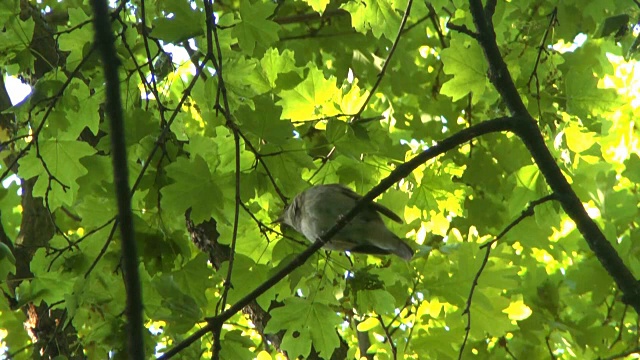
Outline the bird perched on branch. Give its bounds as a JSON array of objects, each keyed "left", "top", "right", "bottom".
[{"left": 275, "top": 184, "right": 414, "bottom": 260}]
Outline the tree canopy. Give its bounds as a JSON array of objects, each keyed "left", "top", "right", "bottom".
[{"left": 1, "top": 0, "right": 640, "bottom": 359}]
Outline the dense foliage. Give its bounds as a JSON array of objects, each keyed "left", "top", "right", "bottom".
[{"left": 0, "top": 0, "right": 639, "bottom": 359}]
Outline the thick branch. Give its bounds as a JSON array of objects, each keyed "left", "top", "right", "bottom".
[
  {"left": 468, "top": 0, "right": 528, "bottom": 116},
  {"left": 467, "top": 0, "right": 640, "bottom": 313},
  {"left": 515, "top": 120, "right": 640, "bottom": 312},
  {"left": 90, "top": 0, "right": 144, "bottom": 358}
]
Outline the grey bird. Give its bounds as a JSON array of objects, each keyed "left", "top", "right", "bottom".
[{"left": 275, "top": 184, "right": 414, "bottom": 260}]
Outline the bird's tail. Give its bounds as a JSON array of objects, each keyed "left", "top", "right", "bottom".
[
  {"left": 390, "top": 238, "right": 414, "bottom": 261},
  {"left": 370, "top": 233, "right": 414, "bottom": 261}
]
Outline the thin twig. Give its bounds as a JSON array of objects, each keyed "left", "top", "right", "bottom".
[
  {"left": 601, "top": 346, "right": 640, "bottom": 360},
  {"left": 377, "top": 315, "right": 397, "bottom": 360},
  {"left": 609, "top": 304, "right": 629, "bottom": 349},
  {"left": 307, "top": 146, "right": 336, "bottom": 183},
  {"left": 446, "top": 23, "right": 479, "bottom": 39},
  {"left": 458, "top": 194, "right": 557, "bottom": 359},
  {"left": 425, "top": 2, "right": 447, "bottom": 48},
  {"left": 138, "top": 0, "right": 163, "bottom": 108},
  {"left": 545, "top": 335, "right": 557, "bottom": 359},
  {"left": 526, "top": 8, "right": 558, "bottom": 90},
  {"left": 353, "top": 0, "right": 415, "bottom": 121},
  {"left": 217, "top": 110, "right": 242, "bottom": 315}
]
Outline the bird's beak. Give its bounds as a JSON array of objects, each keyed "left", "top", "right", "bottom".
[{"left": 272, "top": 214, "right": 285, "bottom": 224}]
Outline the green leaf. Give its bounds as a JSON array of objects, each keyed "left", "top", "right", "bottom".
[
  {"left": 170, "top": 254, "right": 211, "bottom": 307},
  {"left": 0, "top": 0, "right": 19, "bottom": 23},
  {"left": 151, "top": 2, "right": 204, "bottom": 43},
  {"left": 276, "top": 66, "right": 339, "bottom": 120},
  {"left": 0, "top": 16, "right": 34, "bottom": 52},
  {"left": 17, "top": 139, "right": 96, "bottom": 209},
  {"left": 564, "top": 123, "right": 597, "bottom": 153},
  {"left": 52, "top": 78, "right": 101, "bottom": 139},
  {"left": 622, "top": 154, "right": 640, "bottom": 183},
  {"left": 440, "top": 36, "right": 488, "bottom": 102},
  {"left": 356, "top": 317, "right": 379, "bottom": 332},
  {"left": 338, "top": 80, "right": 369, "bottom": 115},
  {"left": 27, "top": 271, "right": 75, "bottom": 306},
  {"left": 304, "top": 0, "right": 331, "bottom": 13},
  {"left": 280, "top": 328, "right": 312, "bottom": 358},
  {"left": 356, "top": 289, "right": 396, "bottom": 314},
  {"left": 223, "top": 57, "right": 271, "bottom": 110},
  {"left": 565, "top": 68, "right": 619, "bottom": 118},
  {"left": 233, "top": 0, "right": 280, "bottom": 54},
  {"left": 342, "top": 0, "right": 401, "bottom": 40},
  {"left": 220, "top": 330, "right": 257, "bottom": 359},
  {"left": 597, "top": 14, "right": 630, "bottom": 38},
  {"left": 218, "top": 255, "right": 276, "bottom": 310},
  {"left": 151, "top": 274, "right": 203, "bottom": 333},
  {"left": 264, "top": 297, "right": 342, "bottom": 358},
  {"left": 161, "top": 155, "right": 225, "bottom": 224},
  {"left": 515, "top": 165, "right": 540, "bottom": 190},
  {"left": 58, "top": 8, "right": 93, "bottom": 66},
  {"left": 260, "top": 48, "right": 300, "bottom": 88}
]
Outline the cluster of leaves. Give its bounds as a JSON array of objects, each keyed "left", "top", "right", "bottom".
[{"left": 0, "top": 0, "right": 639, "bottom": 359}]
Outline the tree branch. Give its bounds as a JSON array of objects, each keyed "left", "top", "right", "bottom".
[
  {"left": 467, "top": 0, "right": 640, "bottom": 313},
  {"left": 458, "top": 194, "right": 558, "bottom": 359},
  {"left": 468, "top": 0, "right": 528, "bottom": 116},
  {"left": 89, "top": 0, "right": 144, "bottom": 358}
]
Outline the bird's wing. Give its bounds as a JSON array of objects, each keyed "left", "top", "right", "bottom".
[{"left": 329, "top": 184, "right": 403, "bottom": 224}]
